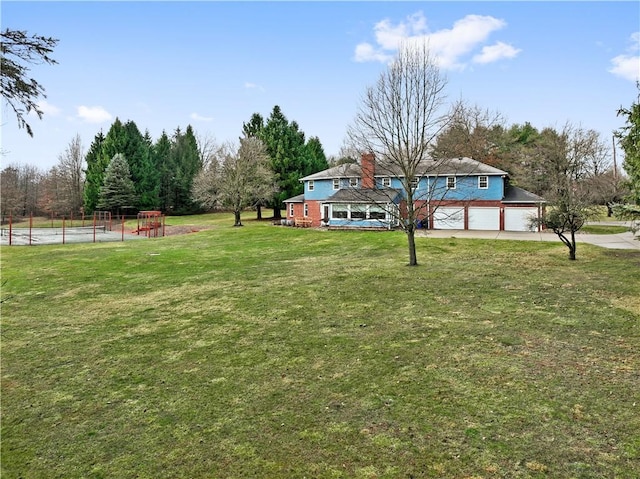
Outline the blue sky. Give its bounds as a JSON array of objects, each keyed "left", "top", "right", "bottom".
[{"left": 2, "top": 1, "right": 639, "bottom": 171}]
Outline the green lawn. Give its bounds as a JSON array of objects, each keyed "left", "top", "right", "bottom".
[{"left": 2, "top": 214, "right": 639, "bottom": 478}]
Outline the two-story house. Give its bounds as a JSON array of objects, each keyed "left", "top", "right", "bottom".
[{"left": 284, "top": 153, "right": 545, "bottom": 231}]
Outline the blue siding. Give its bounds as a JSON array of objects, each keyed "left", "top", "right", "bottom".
[
  {"left": 304, "top": 179, "right": 337, "bottom": 201},
  {"left": 304, "top": 175, "right": 503, "bottom": 202}
]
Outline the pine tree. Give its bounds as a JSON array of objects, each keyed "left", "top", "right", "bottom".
[
  {"left": 83, "top": 130, "right": 106, "bottom": 213},
  {"left": 97, "top": 153, "right": 137, "bottom": 215}
]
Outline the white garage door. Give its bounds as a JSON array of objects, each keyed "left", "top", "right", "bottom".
[
  {"left": 468, "top": 207, "right": 500, "bottom": 230},
  {"left": 433, "top": 207, "right": 465, "bottom": 229},
  {"left": 504, "top": 207, "right": 538, "bottom": 231}
]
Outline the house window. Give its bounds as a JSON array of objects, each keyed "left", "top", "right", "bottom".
[
  {"left": 446, "top": 176, "right": 456, "bottom": 189},
  {"left": 332, "top": 204, "right": 348, "bottom": 219},
  {"left": 478, "top": 176, "right": 488, "bottom": 189},
  {"left": 333, "top": 179, "right": 340, "bottom": 190},
  {"left": 351, "top": 205, "right": 366, "bottom": 219},
  {"left": 308, "top": 180, "right": 314, "bottom": 191},
  {"left": 410, "top": 177, "right": 419, "bottom": 190},
  {"left": 369, "top": 205, "right": 386, "bottom": 220},
  {"left": 303, "top": 203, "right": 308, "bottom": 217},
  {"left": 382, "top": 177, "right": 391, "bottom": 187},
  {"left": 349, "top": 177, "right": 358, "bottom": 188},
  {"left": 289, "top": 203, "right": 294, "bottom": 216}
]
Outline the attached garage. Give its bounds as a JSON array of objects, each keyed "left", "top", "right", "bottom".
[
  {"left": 468, "top": 207, "right": 500, "bottom": 230},
  {"left": 433, "top": 207, "right": 464, "bottom": 229},
  {"left": 504, "top": 207, "right": 539, "bottom": 231}
]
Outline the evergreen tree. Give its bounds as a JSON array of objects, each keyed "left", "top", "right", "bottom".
[
  {"left": 303, "top": 136, "right": 329, "bottom": 176},
  {"left": 616, "top": 84, "right": 640, "bottom": 205},
  {"left": 152, "top": 131, "right": 173, "bottom": 212},
  {"left": 166, "top": 125, "right": 202, "bottom": 214},
  {"left": 83, "top": 130, "right": 106, "bottom": 213},
  {"left": 122, "top": 120, "right": 158, "bottom": 210},
  {"left": 97, "top": 153, "right": 137, "bottom": 215}
]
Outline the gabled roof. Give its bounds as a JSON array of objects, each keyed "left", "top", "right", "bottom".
[
  {"left": 326, "top": 188, "right": 403, "bottom": 204},
  {"left": 300, "top": 157, "right": 507, "bottom": 181},
  {"left": 503, "top": 186, "right": 546, "bottom": 203}
]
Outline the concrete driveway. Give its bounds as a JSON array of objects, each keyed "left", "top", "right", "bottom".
[{"left": 418, "top": 228, "right": 640, "bottom": 250}]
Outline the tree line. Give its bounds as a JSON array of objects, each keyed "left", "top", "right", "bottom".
[{"left": 0, "top": 105, "right": 329, "bottom": 224}]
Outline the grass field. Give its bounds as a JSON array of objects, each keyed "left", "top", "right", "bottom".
[{"left": 2, "top": 213, "right": 639, "bottom": 478}]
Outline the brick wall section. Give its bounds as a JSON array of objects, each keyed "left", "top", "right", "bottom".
[
  {"left": 361, "top": 152, "right": 375, "bottom": 189},
  {"left": 287, "top": 201, "right": 323, "bottom": 226}
]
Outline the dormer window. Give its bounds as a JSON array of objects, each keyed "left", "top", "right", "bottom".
[
  {"left": 349, "top": 177, "right": 358, "bottom": 188},
  {"left": 308, "top": 180, "right": 314, "bottom": 191},
  {"left": 333, "top": 179, "right": 340, "bottom": 190}
]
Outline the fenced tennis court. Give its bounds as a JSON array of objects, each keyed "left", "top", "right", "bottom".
[{"left": 0, "top": 212, "right": 165, "bottom": 246}]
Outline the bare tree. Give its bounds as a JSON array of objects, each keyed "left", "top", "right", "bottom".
[
  {"left": 347, "top": 41, "right": 454, "bottom": 266},
  {"left": 195, "top": 131, "right": 218, "bottom": 170},
  {"left": 55, "top": 134, "right": 85, "bottom": 214},
  {"left": 432, "top": 102, "right": 507, "bottom": 167},
  {"left": 192, "top": 137, "right": 275, "bottom": 226},
  {"left": 531, "top": 123, "right": 608, "bottom": 260},
  {"left": 0, "top": 163, "right": 43, "bottom": 218}
]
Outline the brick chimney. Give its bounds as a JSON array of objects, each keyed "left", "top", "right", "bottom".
[{"left": 361, "top": 152, "right": 375, "bottom": 189}]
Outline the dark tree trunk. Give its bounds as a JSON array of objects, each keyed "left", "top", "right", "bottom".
[
  {"left": 233, "top": 210, "right": 243, "bottom": 227},
  {"left": 569, "top": 230, "right": 577, "bottom": 260},
  {"left": 256, "top": 205, "right": 262, "bottom": 220},
  {"left": 273, "top": 207, "right": 282, "bottom": 220},
  {"left": 407, "top": 227, "right": 418, "bottom": 266}
]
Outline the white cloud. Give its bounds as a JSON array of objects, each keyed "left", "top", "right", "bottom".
[
  {"left": 354, "top": 11, "right": 519, "bottom": 70},
  {"left": 609, "top": 32, "right": 640, "bottom": 82},
  {"left": 36, "top": 100, "right": 61, "bottom": 116},
  {"left": 244, "top": 82, "right": 265, "bottom": 92},
  {"left": 354, "top": 42, "right": 392, "bottom": 63},
  {"left": 77, "top": 105, "right": 112, "bottom": 124},
  {"left": 190, "top": 112, "right": 213, "bottom": 122},
  {"left": 473, "top": 41, "right": 522, "bottom": 64}
]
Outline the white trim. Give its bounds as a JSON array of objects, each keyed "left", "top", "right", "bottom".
[
  {"left": 308, "top": 180, "right": 315, "bottom": 191},
  {"left": 478, "top": 176, "right": 488, "bottom": 189},
  {"left": 446, "top": 176, "right": 456, "bottom": 189},
  {"left": 332, "top": 178, "right": 339, "bottom": 190}
]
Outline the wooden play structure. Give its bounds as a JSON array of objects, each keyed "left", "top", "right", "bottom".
[{"left": 135, "top": 211, "right": 165, "bottom": 237}]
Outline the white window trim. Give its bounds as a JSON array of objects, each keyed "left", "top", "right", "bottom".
[
  {"left": 308, "top": 180, "right": 314, "bottom": 191},
  {"left": 289, "top": 203, "right": 294, "bottom": 216},
  {"left": 382, "top": 177, "right": 391, "bottom": 187},
  {"left": 303, "top": 203, "right": 308, "bottom": 217},
  {"left": 446, "top": 176, "right": 456, "bottom": 189},
  {"left": 478, "top": 176, "right": 488, "bottom": 189},
  {"left": 349, "top": 177, "right": 358, "bottom": 188},
  {"left": 333, "top": 179, "right": 340, "bottom": 190}
]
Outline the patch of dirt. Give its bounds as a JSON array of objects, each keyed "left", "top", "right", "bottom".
[{"left": 162, "top": 225, "right": 213, "bottom": 236}]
